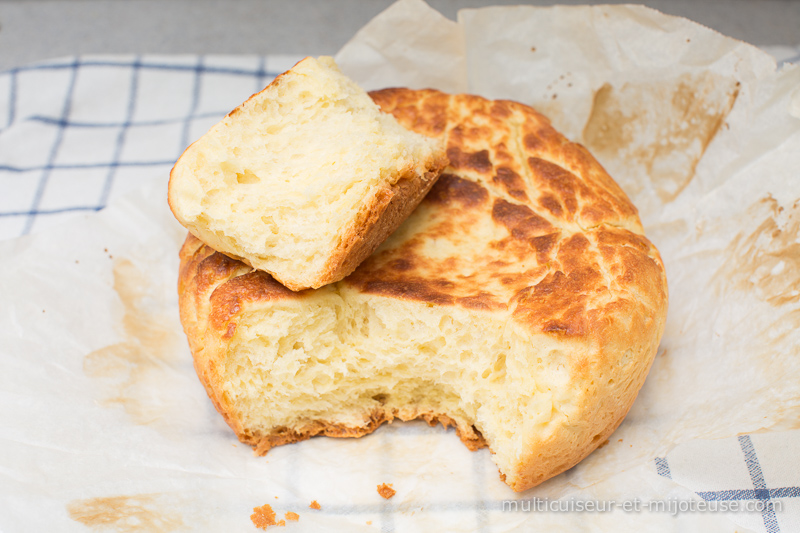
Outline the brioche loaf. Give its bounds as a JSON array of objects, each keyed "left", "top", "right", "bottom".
[
  {"left": 168, "top": 57, "right": 447, "bottom": 291},
  {"left": 177, "top": 88, "right": 668, "bottom": 492}
]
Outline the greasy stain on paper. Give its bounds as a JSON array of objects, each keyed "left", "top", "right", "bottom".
[
  {"left": 66, "top": 494, "right": 184, "bottom": 532},
  {"left": 721, "top": 196, "right": 800, "bottom": 308},
  {"left": 583, "top": 72, "right": 739, "bottom": 203},
  {"left": 83, "top": 259, "right": 180, "bottom": 426},
  {"left": 716, "top": 196, "right": 800, "bottom": 355}
]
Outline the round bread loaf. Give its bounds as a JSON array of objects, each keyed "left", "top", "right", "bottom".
[{"left": 177, "top": 88, "right": 668, "bottom": 492}]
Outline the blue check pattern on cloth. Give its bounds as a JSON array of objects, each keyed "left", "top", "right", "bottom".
[
  {"left": 0, "top": 54, "right": 304, "bottom": 238},
  {"left": 655, "top": 432, "right": 800, "bottom": 533},
  {"left": 2, "top": 51, "right": 800, "bottom": 533}
]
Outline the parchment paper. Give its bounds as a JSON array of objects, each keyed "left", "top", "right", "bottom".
[
  {"left": 1, "top": 1, "right": 798, "bottom": 531},
  {"left": 338, "top": 0, "right": 800, "bottom": 489}
]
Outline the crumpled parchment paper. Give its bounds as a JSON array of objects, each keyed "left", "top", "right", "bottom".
[
  {"left": 2, "top": 0, "right": 798, "bottom": 531},
  {"left": 338, "top": 0, "right": 800, "bottom": 492}
]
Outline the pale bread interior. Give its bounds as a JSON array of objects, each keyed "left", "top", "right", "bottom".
[
  {"left": 221, "top": 287, "right": 588, "bottom": 487},
  {"left": 169, "top": 56, "right": 444, "bottom": 289}
]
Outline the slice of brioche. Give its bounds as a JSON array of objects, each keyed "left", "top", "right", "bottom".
[{"left": 168, "top": 56, "right": 447, "bottom": 291}]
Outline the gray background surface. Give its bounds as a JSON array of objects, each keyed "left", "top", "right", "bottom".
[{"left": 1, "top": 0, "right": 799, "bottom": 71}]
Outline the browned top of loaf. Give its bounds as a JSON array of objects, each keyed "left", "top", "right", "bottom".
[{"left": 180, "top": 88, "right": 666, "bottom": 339}]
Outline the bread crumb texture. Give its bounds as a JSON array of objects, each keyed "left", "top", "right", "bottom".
[
  {"left": 169, "top": 56, "right": 446, "bottom": 290},
  {"left": 179, "top": 89, "right": 668, "bottom": 493},
  {"left": 309, "top": 501, "right": 321, "bottom": 510},
  {"left": 377, "top": 483, "right": 396, "bottom": 499},
  {"left": 285, "top": 511, "right": 300, "bottom": 521},
  {"left": 250, "top": 504, "right": 277, "bottom": 529}
]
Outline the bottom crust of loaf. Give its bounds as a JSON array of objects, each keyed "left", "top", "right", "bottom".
[{"left": 241, "top": 408, "right": 487, "bottom": 456}]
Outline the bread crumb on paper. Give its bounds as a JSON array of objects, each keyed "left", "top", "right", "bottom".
[
  {"left": 377, "top": 483, "right": 396, "bottom": 499},
  {"left": 251, "top": 504, "right": 300, "bottom": 529},
  {"left": 251, "top": 504, "right": 277, "bottom": 529},
  {"left": 309, "top": 500, "right": 321, "bottom": 510}
]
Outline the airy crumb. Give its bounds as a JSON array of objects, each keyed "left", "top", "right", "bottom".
[
  {"left": 309, "top": 500, "right": 321, "bottom": 510},
  {"left": 251, "top": 504, "right": 277, "bottom": 529},
  {"left": 377, "top": 483, "right": 396, "bottom": 499},
  {"left": 285, "top": 511, "right": 299, "bottom": 522}
]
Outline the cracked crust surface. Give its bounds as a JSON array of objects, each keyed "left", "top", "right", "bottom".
[{"left": 178, "top": 89, "right": 668, "bottom": 492}]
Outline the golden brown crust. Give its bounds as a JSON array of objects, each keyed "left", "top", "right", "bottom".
[
  {"left": 298, "top": 153, "right": 448, "bottom": 291},
  {"left": 345, "top": 91, "right": 666, "bottom": 357},
  {"left": 177, "top": 88, "right": 668, "bottom": 493}
]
